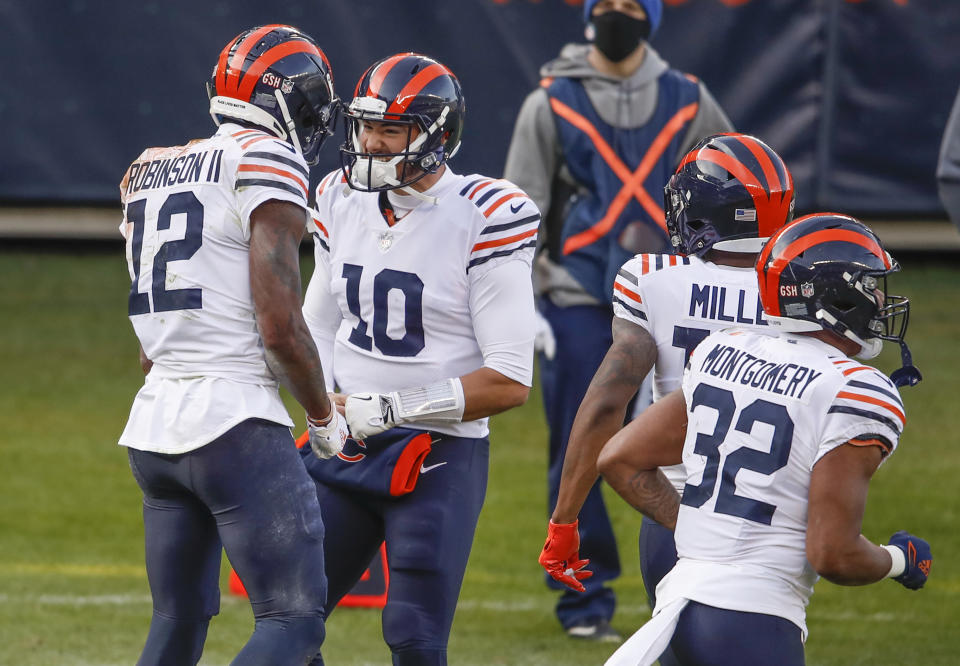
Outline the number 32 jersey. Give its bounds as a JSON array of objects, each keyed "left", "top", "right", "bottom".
[
  {"left": 660, "top": 328, "right": 905, "bottom": 636},
  {"left": 118, "top": 123, "right": 310, "bottom": 453},
  {"left": 303, "top": 169, "right": 538, "bottom": 439}
]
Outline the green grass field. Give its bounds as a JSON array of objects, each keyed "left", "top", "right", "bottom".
[{"left": 1, "top": 246, "right": 957, "bottom": 665}]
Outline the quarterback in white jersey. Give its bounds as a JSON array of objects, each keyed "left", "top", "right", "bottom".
[
  {"left": 304, "top": 168, "right": 538, "bottom": 439},
  {"left": 118, "top": 26, "right": 347, "bottom": 666},
  {"left": 540, "top": 135, "right": 796, "bottom": 652},
  {"left": 600, "top": 214, "right": 930, "bottom": 666},
  {"left": 298, "top": 53, "right": 537, "bottom": 666}
]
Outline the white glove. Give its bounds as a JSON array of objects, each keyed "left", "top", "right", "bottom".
[
  {"left": 345, "top": 392, "right": 399, "bottom": 440},
  {"left": 534, "top": 310, "right": 556, "bottom": 360},
  {"left": 306, "top": 409, "right": 349, "bottom": 459}
]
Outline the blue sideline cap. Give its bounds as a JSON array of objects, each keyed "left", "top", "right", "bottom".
[{"left": 583, "top": 0, "right": 662, "bottom": 37}]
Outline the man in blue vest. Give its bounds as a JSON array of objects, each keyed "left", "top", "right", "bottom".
[{"left": 504, "top": 0, "right": 733, "bottom": 642}]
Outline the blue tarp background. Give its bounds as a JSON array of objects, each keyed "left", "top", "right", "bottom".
[{"left": 2, "top": 0, "right": 958, "bottom": 216}]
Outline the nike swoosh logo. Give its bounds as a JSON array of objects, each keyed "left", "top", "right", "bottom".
[
  {"left": 419, "top": 461, "right": 447, "bottom": 474},
  {"left": 509, "top": 202, "right": 525, "bottom": 213}
]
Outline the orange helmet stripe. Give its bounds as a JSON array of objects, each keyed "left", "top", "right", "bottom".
[
  {"left": 236, "top": 39, "right": 323, "bottom": 101},
  {"left": 368, "top": 54, "right": 410, "bottom": 99},
  {"left": 386, "top": 63, "right": 455, "bottom": 115},
  {"left": 694, "top": 148, "right": 793, "bottom": 236},
  {"left": 223, "top": 24, "right": 285, "bottom": 96},
  {"left": 760, "top": 225, "right": 890, "bottom": 316}
]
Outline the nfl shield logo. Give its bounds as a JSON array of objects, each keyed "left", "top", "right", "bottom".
[
  {"left": 801, "top": 282, "right": 815, "bottom": 298},
  {"left": 378, "top": 232, "right": 394, "bottom": 252},
  {"left": 281, "top": 79, "right": 294, "bottom": 94}
]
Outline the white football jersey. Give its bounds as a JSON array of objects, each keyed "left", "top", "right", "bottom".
[
  {"left": 303, "top": 168, "right": 538, "bottom": 438},
  {"left": 613, "top": 254, "right": 772, "bottom": 491},
  {"left": 656, "top": 328, "right": 904, "bottom": 636},
  {"left": 118, "top": 123, "right": 309, "bottom": 453}
]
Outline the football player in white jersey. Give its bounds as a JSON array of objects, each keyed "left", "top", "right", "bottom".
[
  {"left": 299, "top": 53, "right": 538, "bottom": 665},
  {"left": 118, "top": 26, "right": 348, "bottom": 665},
  {"left": 598, "top": 213, "right": 930, "bottom": 665},
  {"left": 539, "top": 133, "right": 795, "bottom": 655}
]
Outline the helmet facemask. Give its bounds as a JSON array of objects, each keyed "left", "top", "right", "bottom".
[{"left": 341, "top": 96, "right": 451, "bottom": 192}]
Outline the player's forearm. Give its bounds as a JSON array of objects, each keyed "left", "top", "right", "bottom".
[
  {"left": 599, "top": 462, "right": 679, "bottom": 530},
  {"left": 261, "top": 318, "right": 332, "bottom": 420},
  {"left": 459, "top": 367, "right": 529, "bottom": 421},
  {"left": 552, "top": 400, "right": 630, "bottom": 524},
  {"left": 808, "top": 533, "right": 893, "bottom": 586},
  {"left": 250, "top": 204, "right": 332, "bottom": 420}
]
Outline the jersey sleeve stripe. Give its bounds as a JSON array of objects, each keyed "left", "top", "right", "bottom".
[
  {"left": 641, "top": 254, "right": 650, "bottom": 275},
  {"left": 842, "top": 365, "right": 875, "bottom": 376},
  {"left": 613, "top": 296, "right": 647, "bottom": 320},
  {"left": 613, "top": 281, "right": 642, "bottom": 304},
  {"left": 311, "top": 214, "right": 329, "bottom": 239},
  {"left": 459, "top": 178, "right": 486, "bottom": 196},
  {"left": 847, "top": 436, "right": 894, "bottom": 457},
  {"left": 466, "top": 240, "right": 537, "bottom": 271},
  {"left": 827, "top": 405, "right": 902, "bottom": 435},
  {"left": 483, "top": 192, "right": 527, "bottom": 218},
  {"left": 617, "top": 267, "right": 639, "bottom": 285},
  {"left": 315, "top": 171, "right": 340, "bottom": 198},
  {"left": 237, "top": 164, "right": 307, "bottom": 197},
  {"left": 836, "top": 391, "right": 905, "bottom": 425},
  {"left": 847, "top": 379, "right": 902, "bottom": 404},
  {"left": 245, "top": 151, "right": 309, "bottom": 178},
  {"left": 316, "top": 236, "right": 330, "bottom": 252},
  {"left": 231, "top": 129, "right": 266, "bottom": 139},
  {"left": 474, "top": 186, "right": 507, "bottom": 207},
  {"left": 479, "top": 213, "right": 541, "bottom": 235},
  {"left": 241, "top": 135, "right": 282, "bottom": 150},
  {"left": 467, "top": 179, "right": 497, "bottom": 200},
  {"left": 235, "top": 178, "right": 305, "bottom": 200},
  {"left": 471, "top": 226, "right": 538, "bottom": 253}
]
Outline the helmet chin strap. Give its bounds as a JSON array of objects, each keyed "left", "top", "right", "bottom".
[
  {"left": 816, "top": 309, "right": 922, "bottom": 386},
  {"left": 274, "top": 90, "right": 304, "bottom": 158}
]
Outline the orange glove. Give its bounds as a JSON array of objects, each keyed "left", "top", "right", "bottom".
[{"left": 539, "top": 520, "right": 593, "bottom": 592}]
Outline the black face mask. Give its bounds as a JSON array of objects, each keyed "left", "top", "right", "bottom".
[{"left": 591, "top": 11, "right": 651, "bottom": 63}]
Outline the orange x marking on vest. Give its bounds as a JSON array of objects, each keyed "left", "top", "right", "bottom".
[{"left": 549, "top": 97, "right": 699, "bottom": 255}]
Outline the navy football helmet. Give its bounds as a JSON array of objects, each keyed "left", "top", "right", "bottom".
[
  {"left": 341, "top": 53, "right": 465, "bottom": 192},
  {"left": 756, "top": 213, "right": 920, "bottom": 386},
  {"left": 665, "top": 133, "right": 795, "bottom": 256},
  {"left": 207, "top": 25, "right": 339, "bottom": 165}
]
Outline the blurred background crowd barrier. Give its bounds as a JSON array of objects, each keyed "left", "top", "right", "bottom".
[{"left": 2, "top": 0, "right": 959, "bottom": 245}]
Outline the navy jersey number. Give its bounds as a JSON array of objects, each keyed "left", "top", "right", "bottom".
[
  {"left": 342, "top": 264, "right": 425, "bottom": 357},
  {"left": 680, "top": 384, "right": 794, "bottom": 525},
  {"left": 127, "top": 192, "right": 204, "bottom": 315},
  {"left": 672, "top": 325, "right": 711, "bottom": 365}
]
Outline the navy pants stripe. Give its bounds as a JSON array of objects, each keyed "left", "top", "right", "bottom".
[
  {"left": 303, "top": 432, "right": 488, "bottom": 666},
  {"left": 539, "top": 298, "right": 620, "bottom": 627},
  {"left": 671, "top": 601, "right": 805, "bottom": 665},
  {"left": 128, "top": 418, "right": 328, "bottom": 666}
]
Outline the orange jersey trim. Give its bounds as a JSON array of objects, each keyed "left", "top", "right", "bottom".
[
  {"left": 471, "top": 227, "right": 538, "bottom": 253},
  {"left": 614, "top": 281, "right": 642, "bottom": 303},
  {"left": 836, "top": 391, "right": 905, "bottom": 424},
  {"left": 237, "top": 164, "right": 307, "bottom": 195}
]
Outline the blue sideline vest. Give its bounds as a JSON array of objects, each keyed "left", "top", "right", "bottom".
[{"left": 546, "top": 71, "right": 700, "bottom": 302}]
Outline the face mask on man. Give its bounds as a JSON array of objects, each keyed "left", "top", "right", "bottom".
[{"left": 589, "top": 10, "right": 652, "bottom": 62}]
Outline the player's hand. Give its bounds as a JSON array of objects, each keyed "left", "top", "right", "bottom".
[
  {"left": 307, "top": 409, "right": 349, "bottom": 459},
  {"left": 534, "top": 310, "right": 556, "bottom": 361},
  {"left": 888, "top": 530, "right": 932, "bottom": 590},
  {"left": 539, "top": 520, "right": 592, "bottom": 592},
  {"left": 345, "top": 392, "right": 399, "bottom": 440}
]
